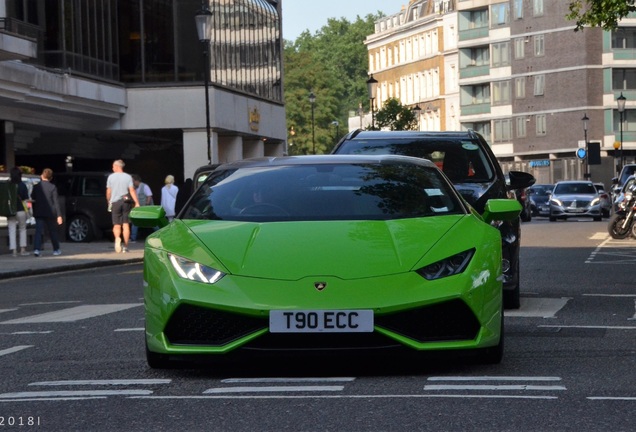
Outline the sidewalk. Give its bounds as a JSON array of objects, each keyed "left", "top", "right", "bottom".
[{"left": 0, "top": 240, "right": 144, "bottom": 280}]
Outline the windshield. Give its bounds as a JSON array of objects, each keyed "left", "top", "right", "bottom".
[
  {"left": 335, "top": 138, "right": 494, "bottom": 183},
  {"left": 553, "top": 183, "right": 597, "bottom": 195},
  {"left": 181, "top": 163, "right": 465, "bottom": 222}
]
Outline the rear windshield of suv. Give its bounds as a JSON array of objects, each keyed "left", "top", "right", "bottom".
[{"left": 335, "top": 138, "right": 494, "bottom": 183}]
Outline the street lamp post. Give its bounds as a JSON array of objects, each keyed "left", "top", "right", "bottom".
[
  {"left": 617, "top": 92, "right": 627, "bottom": 172},
  {"left": 581, "top": 113, "right": 589, "bottom": 179},
  {"left": 412, "top": 104, "right": 422, "bottom": 131},
  {"left": 195, "top": 4, "right": 214, "bottom": 164},
  {"left": 366, "top": 74, "right": 378, "bottom": 130},
  {"left": 309, "top": 91, "right": 316, "bottom": 154}
]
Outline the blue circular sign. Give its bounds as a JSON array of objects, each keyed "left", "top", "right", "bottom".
[{"left": 576, "top": 148, "right": 587, "bottom": 159}]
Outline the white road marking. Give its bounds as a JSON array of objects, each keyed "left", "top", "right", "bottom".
[
  {"left": 29, "top": 379, "right": 171, "bottom": 386},
  {"left": 221, "top": 377, "right": 355, "bottom": 383},
  {"left": 427, "top": 376, "right": 561, "bottom": 382},
  {"left": 131, "top": 394, "right": 558, "bottom": 400},
  {"left": 204, "top": 386, "right": 345, "bottom": 394},
  {"left": 588, "top": 396, "right": 636, "bottom": 401},
  {"left": 0, "top": 309, "right": 18, "bottom": 314},
  {"left": 8, "top": 331, "right": 53, "bottom": 335},
  {"left": 0, "top": 397, "right": 107, "bottom": 402},
  {"left": 0, "top": 390, "right": 152, "bottom": 399},
  {"left": 19, "top": 301, "right": 81, "bottom": 306},
  {"left": 0, "top": 304, "right": 142, "bottom": 324},
  {"left": 505, "top": 297, "right": 570, "bottom": 318},
  {"left": 114, "top": 328, "right": 144, "bottom": 332},
  {"left": 539, "top": 324, "right": 636, "bottom": 330},
  {"left": 423, "top": 384, "right": 566, "bottom": 391},
  {"left": 583, "top": 294, "right": 636, "bottom": 297},
  {"left": 590, "top": 233, "right": 608, "bottom": 240},
  {"left": 0, "top": 345, "right": 33, "bottom": 357}
]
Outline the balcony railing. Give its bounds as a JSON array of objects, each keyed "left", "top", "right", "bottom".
[{"left": 0, "top": 17, "right": 40, "bottom": 41}]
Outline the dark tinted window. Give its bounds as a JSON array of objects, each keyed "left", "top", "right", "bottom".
[
  {"left": 182, "top": 163, "right": 464, "bottom": 222},
  {"left": 335, "top": 138, "right": 494, "bottom": 183}
]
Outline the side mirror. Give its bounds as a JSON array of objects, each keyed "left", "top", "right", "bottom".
[
  {"left": 507, "top": 171, "right": 536, "bottom": 191},
  {"left": 482, "top": 199, "right": 522, "bottom": 224},
  {"left": 130, "top": 205, "right": 169, "bottom": 229},
  {"left": 611, "top": 177, "right": 618, "bottom": 185}
]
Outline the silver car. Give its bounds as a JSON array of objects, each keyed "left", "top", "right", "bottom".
[{"left": 549, "top": 180, "right": 602, "bottom": 222}]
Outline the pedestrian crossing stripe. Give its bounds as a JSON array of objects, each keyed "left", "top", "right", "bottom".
[{"left": 0, "top": 304, "right": 142, "bottom": 324}]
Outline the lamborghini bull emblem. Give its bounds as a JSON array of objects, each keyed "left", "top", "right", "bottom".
[{"left": 314, "top": 282, "right": 327, "bottom": 291}]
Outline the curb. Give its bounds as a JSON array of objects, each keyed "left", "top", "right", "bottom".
[{"left": 1, "top": 257, "right": 143, "bottom": 280}]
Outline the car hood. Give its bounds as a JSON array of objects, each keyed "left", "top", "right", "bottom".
[{"left": 177, "top": 218, "right": 464, "bottom": 280}]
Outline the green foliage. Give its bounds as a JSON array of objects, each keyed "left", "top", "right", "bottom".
[
  {"left": 567, "top": 0, "right": 636, "bottom": 31},
  {"left": 283, "top": 13, "right": 382, "bottom": 154},
  {"left": 374, "top": 98, "right": 418, "bottom": 131}
]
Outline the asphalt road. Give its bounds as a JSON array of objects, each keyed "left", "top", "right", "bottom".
[{"left": 0, "top": 218, "right": 634, "bottom": 431}]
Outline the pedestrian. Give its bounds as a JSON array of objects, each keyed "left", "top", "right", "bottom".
[
  {"left": 106, "top": 159, "right": 140, "bottom": 253},
  {"left": 31, "top": 168, "right": 63, "bottom": 257},
  {"left": 7, "top": 166, "right": 30, "bottom": 257},
  {"left": 130, "top": 174, "right": 153, "bottom": 242},
  {"left": 160, "top": 174, "right": 178, "bottom": 222}
]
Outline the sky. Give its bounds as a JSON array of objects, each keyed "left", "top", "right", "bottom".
[{"left": 282, "top": 0, "right": 408, "bottom": 41}]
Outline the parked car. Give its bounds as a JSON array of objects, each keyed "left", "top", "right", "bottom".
[
  {"left": 593, "top": 182, "right": 611, "bottom": 218},
  {"left": 52, "top": 172, "right": 112, "bottom": 242},
  {"left": 131, "top": 155, "right": 522, "bottom": 368},
  {"left": 332, "top": 130, "right": 535, "bottom": 309},
  {"left": 549, "top": 180, "right": 602, "bottom": 222},
  {"left": 527, "top": 184, "right": 553, "bottom": 217},
  {"left": 611, "top": 164, "right": 636, "bottom": 200},
  {"left": 612, "top": 175, "right": 636, "bottom": 213}
]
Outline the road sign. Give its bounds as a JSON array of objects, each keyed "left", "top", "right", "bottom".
[{"left": 576, "top": 148, "right": 587, "bottom": 159}]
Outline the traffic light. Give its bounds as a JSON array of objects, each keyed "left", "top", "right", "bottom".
[{"left": 588, "top": 141, "right": 601, "bottom": 165}]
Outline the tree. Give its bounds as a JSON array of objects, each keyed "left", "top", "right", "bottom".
[
  {"left": 283, "top": 14, "right": 382, "bottom": 153},
  {"left": 567, "top": 0, "right": 636, "bottom": 31},
  {"left": 374, "top": 98, "right": 418, "bottom": 131}
]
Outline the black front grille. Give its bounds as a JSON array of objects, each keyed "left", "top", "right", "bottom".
[
  {"left": 375, "top": 299, "right": 480, "bottom": 342},
  {"left": 164, "top": 303, "right": 266, "bottom": 346},
  {"left": 163, "top": 299, "right": 481, "bottom": 348}
]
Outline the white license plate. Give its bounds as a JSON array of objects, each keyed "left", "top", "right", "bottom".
[{"left": 269, "top": 310, "right": 374, "bottom": 333}]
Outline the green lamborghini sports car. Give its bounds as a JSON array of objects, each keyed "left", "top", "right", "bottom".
[{"left": 131, "top": 155, "right": 521, "bottom": 368}]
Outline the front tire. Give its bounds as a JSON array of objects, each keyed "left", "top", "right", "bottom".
[
  {"left": 608, "top": 213, "right": 632, "bottom": 239},
  {"left": 67, "top": 215, "right": 94, "bottom": 242},
  {"left": 503, "top": 259, "right": 520, "bottom": 310}
]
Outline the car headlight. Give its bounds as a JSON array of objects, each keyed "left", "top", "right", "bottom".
[
  {"left": 169, "top": 254, "right": 225, "bottom": 284},
  {"left": 550, "top": 198, "right": 562, "bottom": 206},
  {"left": 416, "top": 249, "right": 475, "bottom": 281},
  {"left": 590, "top": 197, "right": 600, "bottom": 206}
]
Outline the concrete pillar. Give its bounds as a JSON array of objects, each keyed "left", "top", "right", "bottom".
[
  {"left": 218, "top": 136, "right": 243, "bottom": 164},
  {"left": 243, "top": 139, "right": 263, "bottom": 159},
  {"left": 183, "top": 129, "right": 218, "bottom": 180}
]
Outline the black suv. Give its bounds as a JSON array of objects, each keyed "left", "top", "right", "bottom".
[
  {"left": 53, "top": 172, "right": 111, "bottom": 242},
  {"left": 332, "top": 130, "right": 535, "bottom": 309}
]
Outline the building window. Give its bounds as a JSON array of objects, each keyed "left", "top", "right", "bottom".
[
  {"left": 516, "top": 117, "right": 527, "bottom": 138},
  {"left": 492, "top": 42, "right": 510, "bottom": 67},
  {"left": 460, "top": 46, "right": 489, "bottom": 68},
  {"left": 492, "top": 81, "right": 510, "bottom": 105},
  {"left": 462, "top": 122, "right": 492, "bottom": 142},
  {"left": 613, "top": 68, "right": 636, "bottom": 90},
  {"left": 513, "top": 0, "right": 523, "bottom": 20},
  {"left": 536, "top": 114, "right": 547, "bottom": 135},
  {"left": 514, "top": 38, "right": 525, "bottom": 59},
  {"left": 533, "top": 0, "right": 544, "bottom": 16},
  {"left": 612, "top": 28, "right": 636, "bottom": 49},
  {"left": 534, "top": 74, "right": 545, "bottom": 96},
  {"left": 461, "top": 84, "right": 490, "bottom": 105},
  {"left": 515, "top": 77, "right": 526, "bottom": 98},
  {"left": 494, "top": 119, "right": 513, "bottom": 143},
  {"left": 491, "top": 2, "right": 510, "bottom": 27},
  {"left": 460, "top": 9, "right": 489, "bottom": 30},
  {"left": 534, "top": 34, "right": 545, "bottom": 56}
]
